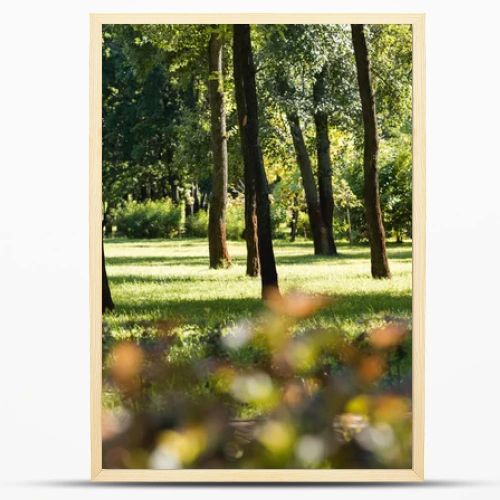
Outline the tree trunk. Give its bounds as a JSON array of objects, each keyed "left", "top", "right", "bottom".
[
  {"left": 186, "top": 185, "right": 195, "bottom": 217},
  {"left": 207, "top": 30, "right": 231, "bottom": 269},
  {"left": 351, "top": 24, "right": 391, "bottom": 278},
  {"left": 313, "top": 66, "right": 338, "bottom": 255},
  {"left": 200, "top": 192, "right": 208, "bottom": 211},
  {"left": 169, "top": 177, "right": 179, "bottom": 204},
  {"left": 193, "top": 183, "right": 200, "bottom": 214},
  {"left": 290, "top": 194, "right": 299, "bottom": 242},
  {"left": 102, "top": 239, "right": 114, "bottom": 313},
  {"left": 346, "top": 201, "right": 353, "bottom": 245},
  {"left": 287, "top": 112, "right": 329, "bottom": 255},
  {"left": 290, "top": 210, "right": 298, "bottom": 242},
  {"left": 233, "top": 26, "right": 259, "bottom": 277},
  {"left": 233, "top": 24, "right": 279, "bottom": 297}
]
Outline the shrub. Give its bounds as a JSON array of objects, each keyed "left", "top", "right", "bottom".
[
  {"left": 115, "top": 199, "right": 182, "bottom": 239},
  {"left": 180, "top": 196, "right": 293, "bottom": 241},
  {"left": 184, "top": 198, "right": 244, "bottom": 241},
  {"left": 226, "top": 198, "right": 245, "bottom": 240},
  {"left": 296, "top": 211, "right": 311, "bottom": 239},
  {"left": 185, "top": 211, "right": 209, "bottom": 238}
]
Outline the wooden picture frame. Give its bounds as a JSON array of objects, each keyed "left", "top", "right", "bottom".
[{"left": 90, "top": 13, "right": 425, "bottom": 482}]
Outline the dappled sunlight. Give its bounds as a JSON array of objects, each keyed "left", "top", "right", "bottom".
[
  {"left": 103, "top": 240, "right": 411, "bottom": 345},
  {"left": 105, "top": 240, "right": 411, "bottom": 329}
]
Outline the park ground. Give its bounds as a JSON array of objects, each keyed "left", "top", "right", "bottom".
[
  {"left": 103, "top": 238, "right": 412, "bottom": 341},
  {"left": 102, "top": 237, "right": 413, "bottom": 439}
]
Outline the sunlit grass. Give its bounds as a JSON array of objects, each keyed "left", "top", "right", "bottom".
[{"left": 104, "top": 238, "right": 412, "bottom": 339}]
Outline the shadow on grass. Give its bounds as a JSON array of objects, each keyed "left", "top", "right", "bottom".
[
  {"left": 107, "top": 255, "right": 213, "bottom": 267},
  {"left": 107, "top": 296, "right": 265, "bottom": 325},
  {"left": 105, "top": 237, "right": 212, "bottom": 247},
  {"left": 106, "top": 291, "right": 411, "bottom": 326},
  {"left": 274, "top": 251, "right": 412, "bottom": 266},
  {"left": 109, "top": 274, "right": 255, "bottom": 285},
  {"left": 106, "top": 246, "right": 412, "bottom": 268}
]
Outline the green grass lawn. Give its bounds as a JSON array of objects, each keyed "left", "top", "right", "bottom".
[
  {"left": 103, "top": 237, "right": 412, "bottom": 420},
  {"left": 104, "top": 238, "right": 412, "bottom": 341}
]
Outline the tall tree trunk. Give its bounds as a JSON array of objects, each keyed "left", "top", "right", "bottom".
[
  {"left": 200, "top": 192, "right": 209, "bottom": 211},
  {"left": 193, "top": 183, "right": 200, "bottom": 214},
  {"left": 233, "top": 24, "right": 279, "bottom": 297},
  {"left": 102, "top": 239, "right": 114, "bottom": 313},
  {"left": 290, "top": 212, "right": 298, "bottom": 242},
  {"left": 351, "top": 24, "right": 391, "bottom": 279},
  {"left": 233, "top": 27, "right": 259, "bottom": 277},
  {"left": 207, "top": 30, "right": 231, "bottom": 269},
  {"left": 313, "top": 66, "right": 338, "bottom": 255},
  {"left": 290, "top": 194, "right": 299, "bottom": 242},
  {"left": 346, "top": 200, "right": 353, "bottom": 245},
  {"left": 169, "top": 177, "right": 179, "bottom": 204},
  {"left": 287, "top": 112, "right": 329, "bottom": 255}
]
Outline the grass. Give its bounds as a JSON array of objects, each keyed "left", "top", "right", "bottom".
[
  {"left": 103, "top": 237, "right": 412, "bottom": 417},
  {"left": 104, "top": 238, "right": 412, "bottom": 340}
]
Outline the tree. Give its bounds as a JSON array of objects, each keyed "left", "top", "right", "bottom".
[
  {"left": 102, "top": 240, "right": 114, "bottom": 313},
  {"left": 232, "top": 27, "right": 259, "bottom": 277},
  {"left": 313, "top": 65, "right": 338, "bottom": 255},
  {"left": 378, "top": 135, "right": 412, "bottom": 242},
  {"left": 101, "top": 23, "right": 412, "bottom": 264},
  {"left": 351, "top": 24, "right": 391, "bottom": 278},
  {"left": 333, "top": 178, "right": 362, "bottom": 245},
  {"left": 261, "top": 25, "right": 347, "bottom": 256},
  {"left": 286, "top": 111, "right": 329, "bottom": 255},
  {"left": 233, "top": 24, "right": 279, "bottom": 297},
  {"left": 207, "top": 29, "right": 231, "bottom": 269}
]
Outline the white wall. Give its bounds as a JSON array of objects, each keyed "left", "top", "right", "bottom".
[{"left": 1, "top": 1, "right": 499, "bottom": 498}]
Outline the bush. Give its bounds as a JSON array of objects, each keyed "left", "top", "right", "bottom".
[
  {"left": 185, "top": 211, "right": 209, "bottom": 238},
  {"left": 296, "top": 211, "right": 311, "bottom": 239},
  {"left": 270, "top": 204, "right": 289, "bottom": 240},
  {"left": 184, "top": 198, "right": 244, "bottom": 241},
  {"left": 171, "top": 196, "right": 293, "bottom": 241},
  {"left": 115, "top": 199, "right": 182, "bottom": 239},
  {"left": 226, "top": 197, "right": 245, "bottom": 240}
]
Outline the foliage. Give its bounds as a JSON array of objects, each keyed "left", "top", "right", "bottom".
[
  {"left": 115, "top": 199, "right": 182, "bottom": 239},
  {"left": 185, "top": 210, "right": 209, "bottom": 238},
  {"left": 102, "top": 237, "right": 412, "bottom": 468},
  {"left": 379, "top": 135, "right": 413, "bottom": 241},
  {"left": 368, "top": 24, "right": 413, "bottom": 135},
  {"left": 225, "top": 196, "right": 246, "bottom": 240},
  {"left": 102, "top": 24, "right": 412, "bottom": 245}
]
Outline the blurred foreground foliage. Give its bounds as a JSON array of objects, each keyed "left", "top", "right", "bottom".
[{"left": 103, "top": 292, "right": 412, "bottom": 469}]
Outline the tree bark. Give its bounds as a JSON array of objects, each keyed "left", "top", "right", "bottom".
[
  {"left": 351, "top": 24, "right": 391, "bottom": 278},
  {"left": 313, "top": 66, "right": 338, "bottom": 255},
  {"left": 233, "top": 24, "right": 279, "bottom": 297},
  {"left": 287, "top": 112, "right": 330, "bottom": 255},
  {"left": 102, "top": 239, "right": 114, "bottom": 313},
  {"left": 290, "top": 194, "right": 299, "bottom": 242},
  {"left": 346, "top": 200, "right": 353, "bottom": 245},
  {"left": 193, "top": 183, "right": 200, "bottom": 214},
  {"left": 233, "top": 27, "right": 259, "bottom": 277},
  {"left": 207, "top": 30, "right": 231, "bottom": 269}
]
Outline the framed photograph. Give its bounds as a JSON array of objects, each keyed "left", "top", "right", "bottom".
[{"left": 90, "top": 13, "right": 425, "bottom": 482}]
